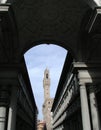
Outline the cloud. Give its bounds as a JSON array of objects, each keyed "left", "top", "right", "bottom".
[{"left": 24, "top": 44, "right": 67, "bottom": 119}]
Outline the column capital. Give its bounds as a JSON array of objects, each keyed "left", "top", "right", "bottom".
[
  {"left": 72, "top": 62, "right": 101, "bottom": 85},
  {"left": 78, "top": 69, "right": 93, "bottom": 85},
  {"left": 79, "top": 84, "right": 86, "bottom": 89}
]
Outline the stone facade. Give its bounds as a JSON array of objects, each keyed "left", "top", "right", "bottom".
[
  {"left": 51, "top": 53, "right": 101, "bottom": 130},
  {"left": 43, "top": 69, "right": 54, "bottom": 130}
]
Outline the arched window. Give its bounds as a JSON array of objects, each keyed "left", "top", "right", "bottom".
[{"left": 46, "top": 74, "right": 48, "bottom": 79}]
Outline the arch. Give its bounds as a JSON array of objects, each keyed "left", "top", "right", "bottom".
[
  {"left": 11, "top": 0, "right": 91, "bottom": 63},
  {"left": 22, "top": 40, "right": 75, "bottom": 60}
]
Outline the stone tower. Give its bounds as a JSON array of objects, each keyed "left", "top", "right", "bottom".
[
  {"left": 43, "top": 68, "right": 53, "bottom": 130},
  {"left": 43, "top": 69, "right": 50, "bottom": 100}
]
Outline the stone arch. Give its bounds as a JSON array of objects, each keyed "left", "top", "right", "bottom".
[
  {"left": 1, "top": 2, "right": 101, "bottom": 63},
  {"left": 22, "top": 40, "right": 75, "bottom": 61},
  {"left": 10, "top": 0, "right": 92, "bottom": 62}
]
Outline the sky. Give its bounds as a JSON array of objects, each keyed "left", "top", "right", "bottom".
[{"left": 24, "top": 44, "right": 67, "bottom": 120}]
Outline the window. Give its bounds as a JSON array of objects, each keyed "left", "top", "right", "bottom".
[{"left": 46, "top": 73, "right": 48, "bottom": 79}]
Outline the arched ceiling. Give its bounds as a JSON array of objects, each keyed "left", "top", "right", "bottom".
[
  {"left": 10, "top": 0, "right": 91, "bottom": 58},
  {"left": 1, "top": 0, "right": 101, "bottom": 62}
]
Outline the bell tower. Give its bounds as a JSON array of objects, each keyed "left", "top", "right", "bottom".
[
  {"left": 43, "top": 68, "right": 54, "bottom": 130},
  {"left": 43, "top": 68, "right": 50, "bottom": 100}
]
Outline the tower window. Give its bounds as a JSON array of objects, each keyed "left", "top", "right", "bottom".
[{"left": 46, "top": 74, "right": 48, "bottom": 79}]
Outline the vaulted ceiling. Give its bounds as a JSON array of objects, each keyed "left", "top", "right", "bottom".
[{"left": 0, "top": 0, "right": 101, "bottom": 62}]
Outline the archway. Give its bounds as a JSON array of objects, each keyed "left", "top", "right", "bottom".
[
  {"left": 0, "top": 3, "right": 101, "bottom": 130},
  {"left": 24, "top": 44, "right": 67, "bottom": 120}
]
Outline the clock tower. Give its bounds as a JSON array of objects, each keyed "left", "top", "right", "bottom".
[
  {"left": 42, "top": 68, "right": 54, "bottom": 130},
  {"left": 43, "top": 68, "right": 50, "bottom": 100}
]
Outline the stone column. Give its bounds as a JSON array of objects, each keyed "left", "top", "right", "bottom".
[
  {"left": 0, "top": 85, "right": 9, "bottom": 130},
  {"left": 7, "top": 86, "right": 18, "bottom": 130},
  {"left": 89, "top": 86, "right": 100, "bottom": 130},
  {"left": 0, "top": 107, "right": 6, "bottom": 130},
  {"left": 80, "top": 84, "right": 91, "bottom": 130}
]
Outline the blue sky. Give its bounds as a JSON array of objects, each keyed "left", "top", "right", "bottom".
[{"left": 24, "top": 44, "right": 67, "bottom": 119}]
